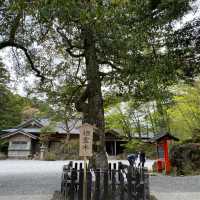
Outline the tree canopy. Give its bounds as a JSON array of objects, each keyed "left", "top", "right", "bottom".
[{"left": 0, "top": 0, "right": 199, "bottom": 167}]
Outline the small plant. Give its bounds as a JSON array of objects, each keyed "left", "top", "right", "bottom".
[{"left": 150, "top": 194, "right": 158, "bottom": 200}]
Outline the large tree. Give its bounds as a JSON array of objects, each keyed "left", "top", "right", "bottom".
[{"left": 0, "top": 0, "right": 196, "bottom": 168}]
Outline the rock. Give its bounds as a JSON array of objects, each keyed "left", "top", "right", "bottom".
[{"left": 51, "top": 191, "right": 64, "bottom": 200}]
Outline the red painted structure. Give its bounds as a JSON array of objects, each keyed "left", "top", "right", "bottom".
[{"left": 151, "top": 132, "right": 179, "bottom": 175}]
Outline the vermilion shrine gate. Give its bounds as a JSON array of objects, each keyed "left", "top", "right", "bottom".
[{"left": 151, "top": 132, "right": 179, "bottom": 175}]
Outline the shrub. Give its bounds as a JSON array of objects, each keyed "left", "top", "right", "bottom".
[
  {"left": 123, "top": 140, "right": 157, "bottom": 159},
  {"left": 170, "top": 143, "right": 200, "bottom": 175}
]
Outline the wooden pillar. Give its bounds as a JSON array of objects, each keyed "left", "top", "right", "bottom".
[
  {"left": 156, "top": 143, "right": 163, "bottom": 173},
  {"left": 114, "top": 141, "right": 117, "bottom": 156},
  {"left": 163, "top": 140, "right": 170, "bottom": 175}
]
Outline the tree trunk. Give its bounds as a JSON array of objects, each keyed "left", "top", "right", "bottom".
[{"left": 76, "top": 27, "right": 108, "bottom": 170}]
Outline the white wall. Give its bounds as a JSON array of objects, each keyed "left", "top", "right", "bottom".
[{"left": 8, "top": 134, "right": 31, "bottom": 158}]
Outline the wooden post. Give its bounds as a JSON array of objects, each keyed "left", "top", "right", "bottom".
[
  {"left": 103, "top": 170, "right": 108, "bottom": 199},
  {"left": 95, "top": 169, "right": 100, "bottom": 200},
  {"left": 119, "top": 170, "right": 124, "bottom": 200},
  {"left": 114, "top": 141, "right": 117, "bottom": 156},
  {"left": 83, "top": 157, "right": 87, "bottom": 200},
  {"left": 78, "top": 169, "right": 83, "bottom": 200},
  {"left": 112, "top": 169, "right": 116, "bottom": 199},
  {"left": 127, "top": 166, "right": 132, "bottom": 200},
  {"left": 87, "top": 170, "right": 92, "bottom": 200},
  {"left": 69, "top": 169, "right": 76, "bottom": 200}
]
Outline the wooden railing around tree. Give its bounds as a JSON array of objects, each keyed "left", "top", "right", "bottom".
[{"left": 61, "top": 162, "right": 150, "bottom": 200}]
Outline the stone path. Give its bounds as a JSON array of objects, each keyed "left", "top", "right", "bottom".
[
  {"left": 150, "top": 174, "right": 200, "bottom": 200},
  {"left": 0, "top": 195, "right": 52, "bottom": 200},
  {"left": 0, "top": 160, "right": 200, "bottom": 200}
]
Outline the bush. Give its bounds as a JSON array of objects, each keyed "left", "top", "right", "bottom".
[
  {"left": 170, "top": 143, "right": 200, "bottom": 175},
  {"left": 123, "top": 140, "right": 157, "bottom": 159}
]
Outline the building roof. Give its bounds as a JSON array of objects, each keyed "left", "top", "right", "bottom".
[
  {"left": 1, "top": 118, "right": 81, "bottom": 135},
  {"left": 0, "top": 130, "right": 38, "bottom": 140},
  {"left": 15, "top": 118, "right": 43, "bottom": 129},
  {"left": 0, "top": 118, "right": 155, "bottom": 141},
  {"left": 150, "top": 132, "right": 179, "bottom": 143}
]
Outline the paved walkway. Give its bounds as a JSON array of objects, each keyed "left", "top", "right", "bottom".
[
  {"left": 150, "top": 174, "right": 200, "bottom": 200},
  {"left": 0, "top": 160, "right": 66, "bottom": 200},
  {"left": 0, "top": 195, "right": 52, "bottom": 200},
  {"left": 0, "top": 160, "right": 200, "bottom": 200}
]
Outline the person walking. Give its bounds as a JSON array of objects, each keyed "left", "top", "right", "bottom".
[
  {"left": 139, "top": 151, "right": 146, "bottom": 168},
  {"left": 127, "top": 153, "right": 138, "bottom": 166}
]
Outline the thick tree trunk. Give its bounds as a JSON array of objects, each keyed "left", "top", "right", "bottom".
[{"left": 76, "top": 27, "right": 108, "bottom": 170}]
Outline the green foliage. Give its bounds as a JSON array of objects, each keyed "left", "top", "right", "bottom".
[
  {"left": 0, "top": 59, "right": 9, "bottom": 85},
  {"left": 170, "top": 143, "right": 200, "bottom": 175},
  {"left": 123, "top": 140, "right": 156, "bottom": 159},
  {"left": 41, "top": 122, "right": 56, "bottom": 133},
  {"left": 40, "top": 121, "right": 56, "bottom": 143},
  {"left": 0, "top": 0, "right": 198, "bottom": 155},
  {"left": 0, "top": 85, "right": 53, "bottom": 130},
  {"left": 0, "top": 0, "right": 195, "bottom": 106},
  {"left": 106, "top": 100, "right": 151, "bottom": 138},
  {"left": 0, "top": 57, "right": 54, "bottom": 130},
  {"left": 167, "top": 82, "right": 200, "bottom": 140},
  {"left": 0, "top": 87, "right": 25, "bottom": 129},
  {"left": 106, "top": 103, "right": 133, "bottom": 138}
]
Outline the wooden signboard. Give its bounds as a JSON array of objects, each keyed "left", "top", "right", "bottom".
[{"left": 79, "top": 123, "right": 93, "bottom": 157}]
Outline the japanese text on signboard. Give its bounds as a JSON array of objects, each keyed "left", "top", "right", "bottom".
[{"left": 79, "top": 123, "right": 93, "bottom": 157}]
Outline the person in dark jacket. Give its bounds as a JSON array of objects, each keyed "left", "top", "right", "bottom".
[
  {"left": 127, "top": 153, "right": 138, "bottom": 166},
  {"left": 139, "top": 151, "right": 146, "bottom": 167}
]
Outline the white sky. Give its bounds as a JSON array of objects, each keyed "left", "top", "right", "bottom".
[{"left": 0, "top": 0, "right": 200, "bottom": 97}]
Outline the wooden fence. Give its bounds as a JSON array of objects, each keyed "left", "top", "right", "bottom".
[{"left": 61, "top": 163, "right": 150, "bottom": 200}]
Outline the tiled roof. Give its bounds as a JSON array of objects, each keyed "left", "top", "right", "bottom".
[
  {"left": 1, "top": 118, "right": 81, "bottom": 135},
  {"left": 0, "top": 130, "right": 38, "bottom": 139},
  {"left": 150, "top": 132, "right": 179, "bottom": 142}
]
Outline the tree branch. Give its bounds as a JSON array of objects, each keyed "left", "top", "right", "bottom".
[
  {"left": 0, "top": 41, "right": 45, "bottom": 82},
  {"left": 0, "top": 10, "right": 45, "bottom": 82},
  {"left": 56, "top": 27, "right": 84, "bottom": 58},
  {"left": 66, "top": 48, "right": 85, "bottom": 58},
  {"left": 9, "top": 12, "right": 22, "bottom": 41},
  {"left": 98, "top": 60, "right": 122, "bottom": 71}
]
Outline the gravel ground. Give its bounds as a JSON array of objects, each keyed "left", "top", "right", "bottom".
[
  {"left": 150, "top": 174, "right": 200, "bottom": 200},
  {"left": 0, "top": 160, "right": 66, "bottom": 200},
  {"left": 0, "top": 160, "right": 199, "bottom": 200},
  {"left": 0, "top": 159, "right": 153, "bottom": 200}
]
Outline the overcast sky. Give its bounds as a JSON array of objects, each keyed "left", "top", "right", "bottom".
[{"left": 0, "top": 0, "right": 200, "bottom": 97}]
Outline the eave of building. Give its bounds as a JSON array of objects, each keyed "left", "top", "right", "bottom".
[
  {"left": 0, "top": 130, "right": 38, "bottom": 140},
  {"left": 15, "top": 118, "right": 44, "bottom": 129},
  {"left": 150, "top": 132, "right": 179, "bottom": 143}
]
